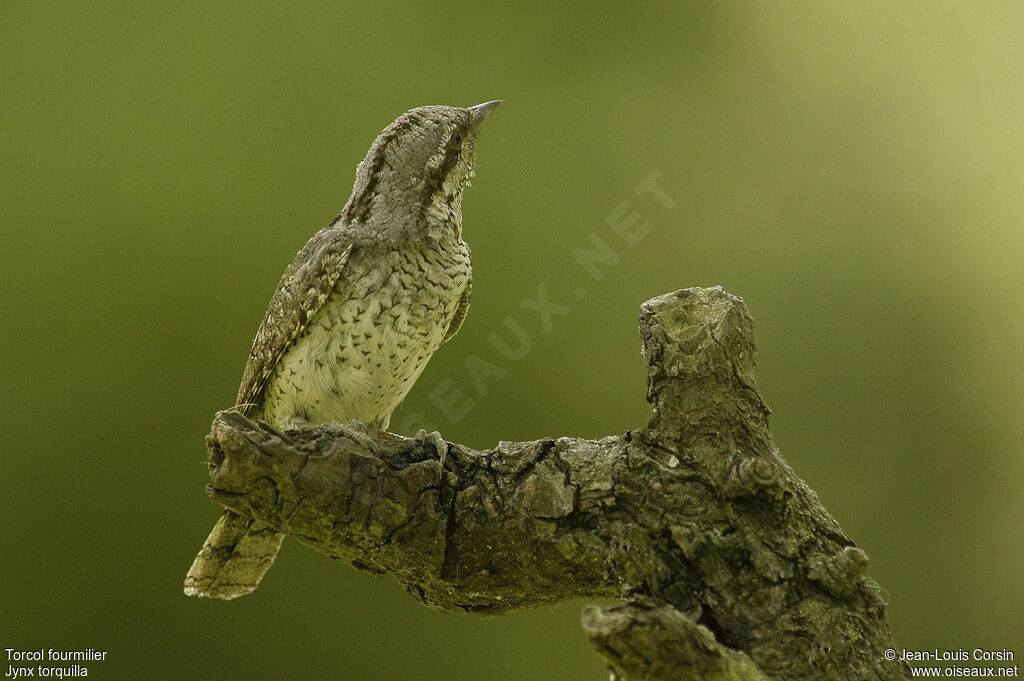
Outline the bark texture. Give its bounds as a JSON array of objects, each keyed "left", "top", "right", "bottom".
[{"left": 200, "top": 286, "right": 910, "bottom": 681}]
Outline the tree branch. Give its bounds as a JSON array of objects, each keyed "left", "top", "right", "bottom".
[{"left": 201, "top": 286, "right": 910, "bottom": 681}]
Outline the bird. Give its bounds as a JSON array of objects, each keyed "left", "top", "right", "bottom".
[{"left": 184, "top": 100, "right": 500, "bottom": 599}]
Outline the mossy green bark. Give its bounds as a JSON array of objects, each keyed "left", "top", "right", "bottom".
[{"left": 202, "top": 287, "right": 910, "bottom": 681}]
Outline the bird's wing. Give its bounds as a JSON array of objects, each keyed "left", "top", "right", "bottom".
[
  {"left": 235, "top": 224, "right": 354, "bottom": 415},
  {"left": 442, "top": 275, "right": 472, "bottom": 345}
]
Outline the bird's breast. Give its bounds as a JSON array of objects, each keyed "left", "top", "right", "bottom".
[{"left": 260, "top": 240, "right": 471, "bottom": 432}]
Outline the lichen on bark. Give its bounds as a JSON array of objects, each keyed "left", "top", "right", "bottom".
[{"left": 199, "top": 286, "right": 911, "bottom": 681}]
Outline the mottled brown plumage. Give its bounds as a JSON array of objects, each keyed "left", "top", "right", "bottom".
[{"left": 184, "top": 101, "right": 500, "bottom": 599}]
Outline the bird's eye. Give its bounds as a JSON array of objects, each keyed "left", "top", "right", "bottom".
[{"left": 455, "top": 134, "right": 463, "bottom": 144}]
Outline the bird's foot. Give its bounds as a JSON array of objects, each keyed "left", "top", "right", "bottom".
[
  {"left": 414, "top": 429, "right": 449, "bottom": 467},
  {"left": 326, "top": 419, "right": 380, "bottom": 454}
]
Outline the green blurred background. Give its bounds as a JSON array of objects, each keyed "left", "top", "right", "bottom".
[{"left": 2, "top": 2, "right": 1021, "bottom": 678}]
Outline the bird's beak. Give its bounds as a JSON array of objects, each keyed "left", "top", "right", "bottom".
[{"left": 468, "top": 100, "right": 502, "bottom": 131}]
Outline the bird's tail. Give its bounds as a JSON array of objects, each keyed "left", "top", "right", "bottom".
[{"left": 184, "top": 511, "right": 284, "bottom": 599}]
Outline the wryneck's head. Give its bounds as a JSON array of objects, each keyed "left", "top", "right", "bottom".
[{"left": 342, "top": 100, "right": 500, "bottom": 241}]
